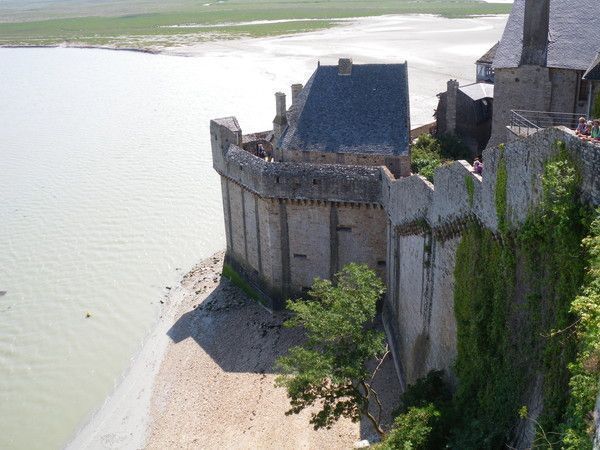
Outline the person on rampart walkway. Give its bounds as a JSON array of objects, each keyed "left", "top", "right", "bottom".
[
  {"left": 256, "top": 143, "right": 266, "bottom": 159},
  {"left": 591, "top": 120, "right": 600, "bottom": 140},
  {"left": 576, "top": 117, "right": 588, "bottom": 135},
  {"left": 473, "top": 157, "right": 483, "bottom": 175},
  {"left": 265, "top": 144, "right": 273, "bottom": 163}
]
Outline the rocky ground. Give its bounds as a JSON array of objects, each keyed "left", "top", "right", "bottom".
[{"left": 146, "top": 252, "right": 401, "bottom": 449}]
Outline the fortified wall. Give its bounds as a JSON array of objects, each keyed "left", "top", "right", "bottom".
[
  {"left": 211, "top": 118, "right": 387, "bottom": 310},
  {"left": 211, "top": 116, "right": 600, "bottom": 387},
  {"left": 382, "top": 127, "right": 600, "bottom": 387}
]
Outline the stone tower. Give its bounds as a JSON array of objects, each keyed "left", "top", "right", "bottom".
[{"left": 489, "top": 0, "right": 552, "bottom": 146}]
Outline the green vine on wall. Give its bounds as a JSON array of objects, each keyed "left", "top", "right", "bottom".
[
  {"left": 465, "top": 175, "right": 475, "bottom": 207},
  {"left": 449, "top": 144, "right": 591, "bottom": 448},
  {"left": 495, "top": 144, "right": 508, "bottom": 233},
  {"left": 559, "top": 209, "right": 600, "bottom": 448}
]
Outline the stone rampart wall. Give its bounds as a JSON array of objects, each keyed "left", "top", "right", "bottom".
[
  {"left": 212, "top": 118, "right": 388, "bottom": 308},
  {"left": 212, "top": 116, "right": 600, "bottom": 386},
  {"left": 383, "top": 126, "right": 600, "bottom": 386}
]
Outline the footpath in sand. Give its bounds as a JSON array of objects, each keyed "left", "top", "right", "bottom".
[{"left": 147, "top": 253, "right": 400, "bottom": 449}]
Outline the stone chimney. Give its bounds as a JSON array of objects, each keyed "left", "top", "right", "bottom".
[
  {"left": 446, "top": 79, "right": 459, "bottom": 134},
  {"left": 291, "top": 84, "right": 303, "bottom": 104},
  {"left": 520, "top": 0, "right": 550, "bottom": 66},
  {"left": 338, "top": 58, "right": 353, "bottom": 76},
  {"left": 273, "top": 92, "right": 287, "bottom": 143}
]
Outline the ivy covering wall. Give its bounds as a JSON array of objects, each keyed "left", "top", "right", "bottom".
[
  {"left": 452, "top": 146, "right": 594, "bottom": 448},
  {"left": 384, "top": 144, "right": 600, "bottom": 448}
]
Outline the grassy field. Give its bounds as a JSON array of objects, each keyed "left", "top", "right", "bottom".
[{"left": 0, "top": 0, "right": 511, "bottom": 49}]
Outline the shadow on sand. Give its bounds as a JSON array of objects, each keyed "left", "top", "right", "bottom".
[{"left": 167, "top": 277, "right": 402, "bottom": 439}]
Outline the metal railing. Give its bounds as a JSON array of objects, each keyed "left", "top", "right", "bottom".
[{"left": 509, "top": 109, "right": 582, "bottom": 137}]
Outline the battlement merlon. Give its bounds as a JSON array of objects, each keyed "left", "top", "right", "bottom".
[{"left": 210, "top": 117, "right": 242, "bottom": 172}]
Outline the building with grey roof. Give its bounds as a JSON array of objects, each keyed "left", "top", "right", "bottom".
[
  {"left": 490, "top": 0, "right": 600, "bottom": 145},
  {"left": 476, "top": 42, "right": 498, "bottom": 84},
  {"left": 584, "top": 53, "right": 600, "bottom": 82},
  {"left": 273, "top": 59, "right": 411, "bottom": 178},
  {"left": 436, "top": 79, "right": 494, "bottom": 156}
]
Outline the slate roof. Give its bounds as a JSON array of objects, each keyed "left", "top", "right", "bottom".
[
  {"left": 494, "top": 0, "right": 600, "bottom": 71},
  {"left": 459, "top": 83, "right": 494, "bottom": 101},
  {"left": 584, "top": 53, "right": 600, "bottom": 80},
  {"left": 279, "top": 63, "right": 410, "bottom": 156},
  {"left": 476, "top": 42, "right": 498, "bottom": 65}
]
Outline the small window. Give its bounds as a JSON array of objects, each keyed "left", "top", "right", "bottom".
[
  {"left": 293, "top": 253, "right": 307, "bottom": 259},
  {"left": 312, "top": 179, "right": 318, "bottom": 185},
  {"left": 377, "top": 260, "right": 386, "bottom": 267},
  {"left": 337, "top": 226, "right": 352, "bottom": 232},
  {"left": 276, "top": 177, "right": 280, "bottom": 183}
]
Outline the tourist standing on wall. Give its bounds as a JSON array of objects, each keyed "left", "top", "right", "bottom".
[{"left": 257, "top": 143, "right": 266, "bottom": 159}]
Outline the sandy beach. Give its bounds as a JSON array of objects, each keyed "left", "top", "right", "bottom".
[{"left": 69, "top": 252, "right": 400, "bottom": 449}]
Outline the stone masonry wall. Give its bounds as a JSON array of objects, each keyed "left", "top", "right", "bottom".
[
  {"left": 383, "top": 126, "right": 600, "bottom": 386},
  {"left": 212, "top": 116, "right": 600, "bottom": 386},
  {"left": 276, "top": 148, "right": 411, "bottom": 178},
  {"left": 212, "top": 118, "right": 388, "bottom": 308},
  {"left": 489, "top": 66, "right": 552, "bottom": 147}
]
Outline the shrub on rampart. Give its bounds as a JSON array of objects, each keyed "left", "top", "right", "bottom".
[{"left": 411, "top": 134, "right": 473, "bottom": 182}]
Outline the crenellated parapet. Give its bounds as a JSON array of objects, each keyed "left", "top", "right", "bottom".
[
  {"left": 383, "top": 126, "right": 600, "bottom": 388},
  {"left": 210, "top": 113, "right": 600, "bottom": 386},
  {"left": 222, "top": 146, "right": 383, "bottom": 205}
]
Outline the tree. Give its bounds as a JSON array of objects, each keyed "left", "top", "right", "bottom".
[
  {"left": 376, "top": 404, "right": 441, "bottom": 450},
  {"left": 275, "top": 263, "right": 388, "bottom": 436}
]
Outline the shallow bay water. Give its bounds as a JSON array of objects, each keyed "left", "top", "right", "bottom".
[{"left": 0, "top": 14, "right": 505, "bottom": 449}]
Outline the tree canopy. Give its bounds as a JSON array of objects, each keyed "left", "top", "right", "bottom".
[{"left": 275, "top": 263, "right": 388, "bottom": 434}]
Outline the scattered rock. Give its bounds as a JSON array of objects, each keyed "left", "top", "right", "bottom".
[
  {"left": 165, "top": 286, "right": 171, "bottom": 290},
  {"left": 85, "top": 312, "right": 92, "bottom": 318},
  {"left": 159, "top": 300, "right": 164, "bottom": 304},
  {"left": 353, "top": 439, "right": 370, "bottom": 448},
  {"left": 0, "top": 291, "right": 6, "bottom": 297}
]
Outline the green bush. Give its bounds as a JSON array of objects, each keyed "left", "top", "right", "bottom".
[
  {"left": 377, "top": 404, "right": 441, "bottom": 450},
  {"left": 411, "top": 134, "right": 444, "bottom": 182},
  {"left": 410, "top": 134, "right": 472, "bottom": 182},
  {"left": 558, "top": 208, "right": 600, "bottom": 449},
  {"left": 437, "top": 133, "right": 471, "bottom": 161}
]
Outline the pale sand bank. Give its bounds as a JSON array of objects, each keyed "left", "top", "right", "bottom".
[{"left": 69, "top": 252, "right": 400, "bottom": 449}]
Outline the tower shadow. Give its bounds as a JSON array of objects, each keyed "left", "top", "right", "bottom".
[{"left": 166, "top": 277, "right": 401, "bottom": 439}]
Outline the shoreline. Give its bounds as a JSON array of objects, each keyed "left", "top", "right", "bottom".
[
  {"left": 0, "top": 44, "right": 161, "bottom": 55},
  {"left": 0, "top": 12, "right": 509, "bottom": 57},
  {"left": 68, "top": 251, "right": 400, "bottom": 449},
  {"left": 65, "top": 252, "right": 225, "bottom": 449}
]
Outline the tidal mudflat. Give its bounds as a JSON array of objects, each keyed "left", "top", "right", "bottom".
[
  {"left": 0, "top": 13, "right": 506, "bottom": 449},
  {"left": 0, "top": 0, "right": 510, "bottom": 47}
]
